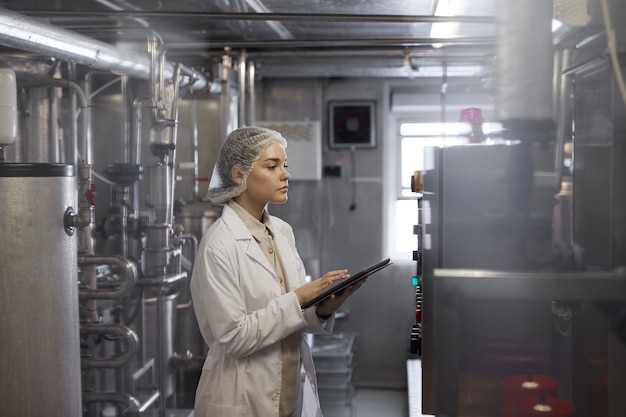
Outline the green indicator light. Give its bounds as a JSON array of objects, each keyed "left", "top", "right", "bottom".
[{"left": 412, "top": 276, "right": 419, "bottom": 286}]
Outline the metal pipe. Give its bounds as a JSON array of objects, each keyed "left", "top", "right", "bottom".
[
  {"left": 49, "top": 77, "right": 60, "bottom": 162},
  {"left": 220, "top": 54, "right": 235, "bottom": 141},
  {"left": 132, "top": 96, "right": 148, "bottom": 166},
  {"left": 136, "top": 272, "right": 187, "bottom": 286},
  {"left": 238, "top": 51, "right": 246, "bottom": 128},
  {"left": 247, "top": 59, "right": 256, "bottom": 126},
  {"left": 19, "top": 10, "right": 495, "bottom": 24},
  {"left": 163, "top": 36, "right": 494, "bottom": 51},
  {"left": 554, "top": 48, "right": 572, "bottom": 186},
  {"left": 120, "top": 187, "right": 129, "bottom": 258},
  {"left": 82, "top": 391, "right": 141, "bottom": 413},
  {"left": 0, "top": 7, "right": 206, "bottom": 88},
  {"left": 169, "top": 64, "right": 182, "bottom": 220},
  {"left": 121, "top": 74, "right": 130, "bottom": 163},
  {"left": 66, "top": 63, "right": 79, "bottom": 166},
  {"left": 80, "top": 323, "right": 139, "bottom": 368},
  {"left": 78, "top": 255, "right": 137, "bottom": 299},
  {"left": 18, "top": 78, "right": 89, "bottom": 164},
  {"left": 191, "top": 98, "right": 199, "bottom": 199},
  {"left": 157, "top": 290, "right": 165, "bottom": 416}
]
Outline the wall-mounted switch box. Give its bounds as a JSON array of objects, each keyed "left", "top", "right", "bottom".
[{"left": 323, "top": 165, "right": 342, "bottom": 177}]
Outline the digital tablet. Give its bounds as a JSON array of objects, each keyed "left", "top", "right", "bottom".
[{"left": 301, "top": 258, "right": 392, "bottom": 310}]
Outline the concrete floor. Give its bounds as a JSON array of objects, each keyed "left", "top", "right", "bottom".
[
  {"left": 321, "top": 359, "right": 430, "bottom": 417},
  {"left": 321, "top": 388, "right": 409, "bottom": 417}
]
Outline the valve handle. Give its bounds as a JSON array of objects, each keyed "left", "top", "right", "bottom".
[{"left": 85, "top": 183, "right": 97, "bottom": 206}]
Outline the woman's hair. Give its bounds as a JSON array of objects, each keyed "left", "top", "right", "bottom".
[{"left": 206, "top": 126, "right": 287, "bottom": 205}]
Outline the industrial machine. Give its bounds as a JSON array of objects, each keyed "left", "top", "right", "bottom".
[
  {"left": 413, "top": 1, "right": 626, "bottom": 416},
  {"left": 0, "top": 17, "right": 219, "bottom": 416}
]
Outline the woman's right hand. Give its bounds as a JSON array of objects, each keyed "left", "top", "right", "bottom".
[{"left": 294, "top": 269, "right": 349, "bottom": 305}]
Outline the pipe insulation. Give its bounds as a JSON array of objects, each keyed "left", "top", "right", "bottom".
[
  {"left": 495, "top": 0, "right": 554, "bottom": 124},
  {"left": 0, "top": 7, "right": 206, "bottom": 89}
]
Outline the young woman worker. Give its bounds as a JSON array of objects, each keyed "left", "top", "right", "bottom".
[{"left": 190, "top": 126, "right": 365, "bottom": 417}]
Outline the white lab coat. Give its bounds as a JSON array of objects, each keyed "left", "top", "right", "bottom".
[{"left": 190, "top": 203, "right": 334, "bottom": 417}]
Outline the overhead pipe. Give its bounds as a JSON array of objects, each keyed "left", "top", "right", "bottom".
[
  {"left": 0, "top": 7, "right": 206, "bottom": 89},
  {"left": 163, "top": 36, "right": 494, "bottom": 51},
  {"left": 20, "top": 10, "right": 494, "bottom": 24}
]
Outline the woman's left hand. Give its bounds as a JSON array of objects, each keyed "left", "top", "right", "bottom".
[{"left": 315, "top": 277, "right": 367, "bottom": 319}]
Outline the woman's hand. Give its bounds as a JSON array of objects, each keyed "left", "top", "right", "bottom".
[
  {"left": 315, "top": 278, "right": 367, "bottom": 319},
  {"left": 294, "top": 269, "right": 349, "bottom": 306}
]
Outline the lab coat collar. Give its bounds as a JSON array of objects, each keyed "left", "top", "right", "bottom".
[{"left": 221, "top": 203, "right": 279, "bottom": 280}]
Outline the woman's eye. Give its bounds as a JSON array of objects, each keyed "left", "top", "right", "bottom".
[{"left": 284, "top": 164, "right": 289, "bottom": 169}]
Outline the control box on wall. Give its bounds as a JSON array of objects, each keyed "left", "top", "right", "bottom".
[
  {"left": 328, "top": 100, "right": 376, "bottom": 149},
  {"left": 256, "top": 120, "right": 322, "bottom": 180}
]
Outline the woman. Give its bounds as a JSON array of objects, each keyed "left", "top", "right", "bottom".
[{"left": 190, "top": 126, "right": 364, "bottom": 417}]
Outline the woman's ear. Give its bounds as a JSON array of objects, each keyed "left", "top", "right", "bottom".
[{"left": 231, "top": 166, "right": 244, "bottom": 185}]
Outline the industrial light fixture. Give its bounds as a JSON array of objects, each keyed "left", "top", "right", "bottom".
[{"left": 430, "top": 0, "right": 462, "bottom": 48}]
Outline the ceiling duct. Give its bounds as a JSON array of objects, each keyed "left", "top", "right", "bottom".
[
  {"left": 0, "top": 7, "right": 206, "bottom": 89},
  {"left": 495, "top": 0, "right": 554, "bottom": 140}
]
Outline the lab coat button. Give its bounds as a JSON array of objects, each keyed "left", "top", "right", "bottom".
[{"left": 268, "top": 247, "right": 274, "bottom": 254}]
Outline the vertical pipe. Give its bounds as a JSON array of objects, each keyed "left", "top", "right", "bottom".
[
  {"left": 21, "top": 88, "right": 50, "bottom": 162},
  {"left": 238, "top": 51, "right": 247, "bottom": 128},
  {"left": 169, "top": 64, "right": 181, "bottom": 224},
  {"left": 120, "top": 187, "right": 129, "bottom": 258},
  {"left": 49, "top": 85, "right": 60, "bottom": 162},
  {"left": 191, "top": 98, "right": 199, "bottom": 200},
  {"left": 82, "top": 77, "right": 93, "bottom": 164},
  {"left": 553, "top": 48, "right": 572, "bottom": 186},
  {"left": 68, "top": 63, "right": 78, "bottom": 165},
  {"left": 220, "top": 53, "right": 234, "bottom": 141},
  {"left": 121, "top": 74, "right": 130, "bottom": 163},
  {"left": 133, "top": 96, "right": 146, "bottom": 166},
  {"left": 247, "top": 58, "right": 256, "bottom": 126}
]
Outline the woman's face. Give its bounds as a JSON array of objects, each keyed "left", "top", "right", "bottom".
[{"left": 236, "top": 142, "right": 291, "bottom": 212}]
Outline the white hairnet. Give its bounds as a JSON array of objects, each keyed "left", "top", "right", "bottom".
[{"left": 207, "top": 126, "right": 287, "bottom": 205}]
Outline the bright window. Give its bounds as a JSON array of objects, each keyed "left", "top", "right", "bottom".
[
  {"left": 393, "top": 122, "right": 491, "bottom": 255},
  {"left": 393, "top": 125, "right": 448, "bottom": 255}
]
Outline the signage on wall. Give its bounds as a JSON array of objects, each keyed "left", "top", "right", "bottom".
[
  {"left": 256, "top": 120, "right": 322, "bottom": 181},
  {"left": 328, "top": 101, "right": 376, "bottom": 149}
]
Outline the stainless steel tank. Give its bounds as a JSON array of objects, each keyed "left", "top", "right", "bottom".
[{"left": 0, "top": 163, "right": 82, "bottom": 417}]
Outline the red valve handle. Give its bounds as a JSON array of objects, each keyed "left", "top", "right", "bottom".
[{"left": 85, "top": 183, "right": 97, "bottom": 206}]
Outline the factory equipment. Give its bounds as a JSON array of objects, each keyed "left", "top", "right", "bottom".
[
  {"left": 0, "top": 163, "right": 82, "bottom": 417},
  {"left": 1, "top": 2, "right": 626, "bottom": 417},
  {"left": 415, "top": 1, "right": 626, "bottom": 416},
  {"left": 0, "top": 8, "right": 213, "bottom": 414}
]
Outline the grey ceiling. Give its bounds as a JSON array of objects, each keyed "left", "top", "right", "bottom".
[{"left": 0, "top": 0, "right": 499, "bottom": 78}]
